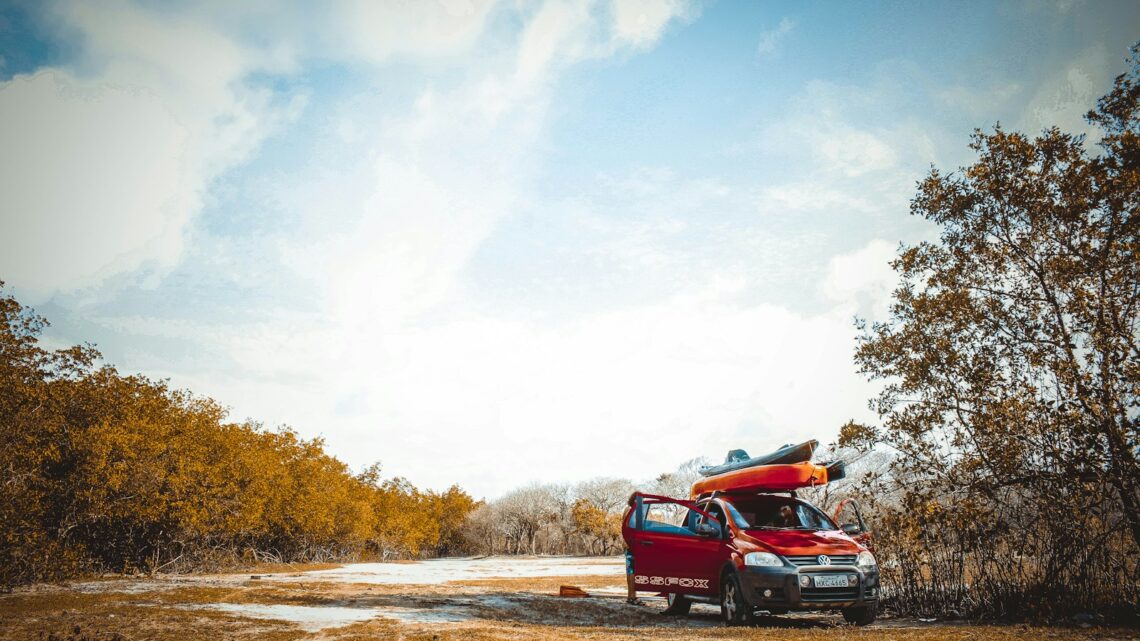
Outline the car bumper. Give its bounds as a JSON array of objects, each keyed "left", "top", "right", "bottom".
[{"left": 739, "top": 564, "right": 880, "bottom": 610}]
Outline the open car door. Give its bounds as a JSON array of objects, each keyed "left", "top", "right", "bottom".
[
  {"left": 623, "top": 493, "right": 726, "bottom": 597},
  {"left": 832, "top": 498, "right": 873, "bottom": 551}
]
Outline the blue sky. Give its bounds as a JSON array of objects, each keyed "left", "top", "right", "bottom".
[{"left": 1, "top": 0, "right": 1137, "bottom": 498}]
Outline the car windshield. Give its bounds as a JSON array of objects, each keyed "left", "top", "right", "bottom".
[{"left": 721, "top": 496, "right": 837, "bottom": 531}]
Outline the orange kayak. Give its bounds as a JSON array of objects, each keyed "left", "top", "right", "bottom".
[{"left": 690, "top": 461, "right": 829, "bottom": 498}]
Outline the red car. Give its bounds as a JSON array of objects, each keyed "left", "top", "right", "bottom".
[{"left": 622, "top": 491, "right": 879, "bottom": 625}]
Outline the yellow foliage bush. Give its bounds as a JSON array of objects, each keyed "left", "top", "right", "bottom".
[{"left": 0, "top": 283, "right": 478, "bottom": 586}]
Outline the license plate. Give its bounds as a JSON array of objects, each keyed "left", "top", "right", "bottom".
[{"left": 813, "top": 574, "right": 848, "bottom": 588}]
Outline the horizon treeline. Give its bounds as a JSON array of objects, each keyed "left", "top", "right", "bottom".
[
  {"left": 0, "top": 282, "right": 477, "bottom": 587},
  {"left": 462, "top": 461, "right": 704, "bottom": 557}
]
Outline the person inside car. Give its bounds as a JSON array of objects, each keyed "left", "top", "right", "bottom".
[{"left": 777, "top": 504, "right": 799, "bottom": 527}]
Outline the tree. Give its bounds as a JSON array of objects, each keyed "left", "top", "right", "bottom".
[
  {"left": 426, "top": 485, "right": 480, "bottom": 556},
  {"left": 843, "top": 45, "right": 1139, "bottom": 618},
  {"left": 494, "top": 484, "right": 561, "bottom": 555},
  {"left": 650, "top": 457, "right": 706, "bottom": 498}
]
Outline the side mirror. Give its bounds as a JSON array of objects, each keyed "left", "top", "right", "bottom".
[
  {"left": 841, "top": 523, "right": 861, "bottom": 536},
  {"left": 695, "top": 521, "right": 720, "bottom": 537}
]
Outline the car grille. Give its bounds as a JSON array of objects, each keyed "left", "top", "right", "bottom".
[
  {"left": 800, "top": 586, "right": 859, "bottom": 602},
  {"left": 786, "top": 554, "right": 857, "bottom": 566}
]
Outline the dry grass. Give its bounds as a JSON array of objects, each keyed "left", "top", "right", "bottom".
[
  {"left": 0, "top": 597, "right": 303, "bottom": 641},
  {"left": 2, "top": 572, "right": 1135, "bottom": 641},
  {"left": 241, "top": 562, "right": 344, "bottom": 575},
  {"left": 330, "top": 624, "right": 1140, "bottom": 641}
]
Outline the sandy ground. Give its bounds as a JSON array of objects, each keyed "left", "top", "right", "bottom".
[{"left": 1, "top": 556, "right": 1134, "bottom": 641}]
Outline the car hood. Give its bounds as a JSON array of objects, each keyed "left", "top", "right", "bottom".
[{"left": 736, "top": 528, "right": 863, "bottom": 556}]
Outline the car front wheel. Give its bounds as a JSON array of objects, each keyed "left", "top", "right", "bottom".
[
  {"left": 719, "top": 572, "right": 755, "bottom": 626},
  {"left": 663, "top": 592, "right": 691, "bottom": 616}
]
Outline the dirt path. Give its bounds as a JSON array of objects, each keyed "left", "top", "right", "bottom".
[{"left": 1, "top": 557, "right": 1133, "bottom": 640}]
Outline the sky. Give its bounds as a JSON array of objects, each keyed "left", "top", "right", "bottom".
[{"left": 1, "top": 0, "right": 1137, "bottom": 499}]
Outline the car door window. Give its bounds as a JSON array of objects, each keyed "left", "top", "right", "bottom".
[{"left": 644, "top": 504, "right": 697, "bottom": 537}]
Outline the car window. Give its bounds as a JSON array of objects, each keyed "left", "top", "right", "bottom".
[
  {"left": 792, "top": 503, "right": 836, "bottom": 530},
  {"left": 629, "top": 496, "right": 728, "bottom": 537},
  {"left": 720, "top": 501, "right": 751, "bottom": 529},
  {"left": 721, "top": 496, "right": 837, "bottom": 531},
  {"left": 639, "top": 502, "right": 699, "bottom": 537},
  {"left": 645, "top": 504, "right": 686, "bottom": 527}
]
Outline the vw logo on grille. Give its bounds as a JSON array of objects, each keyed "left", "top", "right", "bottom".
[{"left": 817, "top": 555, "right": 831, "bottom": 566}]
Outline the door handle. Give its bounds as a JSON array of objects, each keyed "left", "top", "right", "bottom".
[{"left": 640, "top": 540, "right": 653, "bottom": 546}]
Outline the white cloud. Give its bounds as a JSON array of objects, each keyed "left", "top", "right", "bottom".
[
  {"left": 0, "top": 2, "right": 305, "bottom": 300},
  {"left": 162, "top": 278, "right": 882, "bottom": 498},
  {"left": 612, "top": 0, "right": 692, "bottom": 48},
  {"left": 515, "top": 0, "right": 694, "bottom": 89},
  {"left": 0, "top": 72, "right": 194, "bottom": 297},
  {"left": 1021, "top": 44, "right": 1111, "bottom": 140},
  {"left": 754, "top": 182, "right": 879, "bottom": 216},
  {"left": 353, "top": 294, "right": 879, "bottom": 496},
  {"left": 320, "top": 155, "right": 520, "bottom": 330},
  {"left": 274, "top": 0, "right": 698, "bottom": 334},
  {"left": 758, "top": 80, "right": 909, "bottom": 180},
  {"left": 757, "top": 17, "right": 794, "bottom": 57},
  {"left": 813, "top": 124, "right": 898, "bottom": 177},
  {"left": 324, "top": 0, "right": 498, "bottom": 64},
  {"left": 70, "top": 1, "right": 500, "bottom": 71},
  {"left": 516, "top": 1, "right": 596, "bottom": 87},
  {"left": 0, "top": 0, "right": 698, "bottom": 303},
  {"left": 936, "top": 81, "right": 1023, "bottom": 117},
  {"left": 0, "top": 0, "right": 540, "bottom": 303},
  {"left": 820, "top": 239, "right": 898, "bottom": 322}
]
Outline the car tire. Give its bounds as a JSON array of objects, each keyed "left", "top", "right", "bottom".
[
  {"left": 842, "top": 605, "right": 877, "bottom": 626},
  {"left": 663, "top": 592, "right": 692, "bottom": 616},
  {"left": 719, "top": 572, "right": 755, "bottom": 626}
]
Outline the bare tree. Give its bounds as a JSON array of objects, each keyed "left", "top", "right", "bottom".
[
  {"left": 650, "top": 457, "right": 707, "bottom": 498},
  {"left": 462, "top": 503, "right": 499, "bottom": 555},
  {"left": 494, "top": 483, "right": 562, "bottom": 555},
  {"left": 575, "top": 477, "right": 636, "bottom": 513}
]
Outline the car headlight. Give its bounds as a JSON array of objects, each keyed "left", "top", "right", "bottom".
[
  {"left": 856, "top": 551, "right": 877, "bottom": 568},
  {"left": 744, "top": 552, "right": 782, "bottom": 567}
]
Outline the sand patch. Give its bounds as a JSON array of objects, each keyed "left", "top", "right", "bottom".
[
  {"left": 187, "top": 603, "right": 379, "bottom": 632},
  {"left": 288, "top": 555, "right": 622, "bottom": 586}
]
